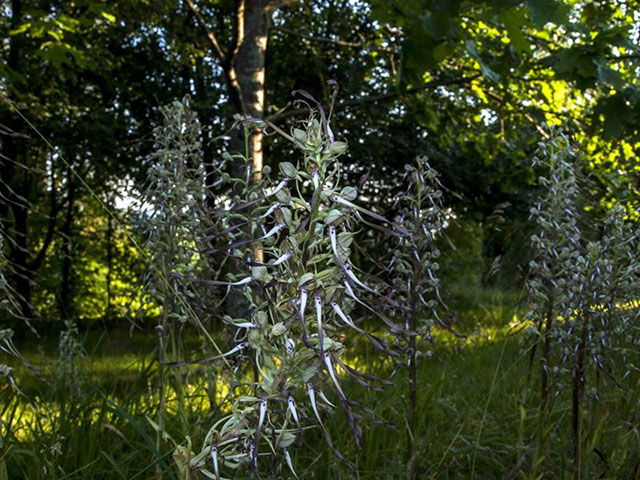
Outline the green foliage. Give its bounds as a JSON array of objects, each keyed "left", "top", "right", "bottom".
[
  {"left": 363, "top": 0, "right": 640, "bottom": 217},
  {"left": 3, "top": 0, "right": 639, "bottom": 330}
]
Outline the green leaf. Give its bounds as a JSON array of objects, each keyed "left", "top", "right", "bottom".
[
  {"left": 9, "top": 23, "right": 31, "bottom": 36},
  {"left": 525, "top": 0, "right": 569, "bottom": 28},
  {"left": 101, "top": 12, "right": 116, "bottom": 23},
  {"left": 301, "top": 365, "right": 317, "bottom": 382},
  {"left": 596, "top": 62, "right": 623, "bottom": 90},
  {"left": 277, "top": 432, "right": 297, "bottom": 448},
  {"left": 315, "top": 267, "right": 338, "bottom": 283},
  {"left": 324, "top": 209, "right": 343, "bottom": 224},
  {"left": 270, "top": 322, "right": 286, "bottom": 336},
  {"left": 251, "top": 266, "right": 271, "bottom": 282},
  {"left": 281, "top": 207, "right": 293, "bottom": 227},
  {"left": 298, "top": 272, "right": 314, "bottom": 286},
  {"left": 337, "top": 232, "right": 354, "bottom": 249},
  {"left": 307, "top": 252, "right": 332, "bottom": 265},
  {"left": 276, "top": 187, "right": 292, "bottom": 204},
  {"left": 501, "top": 8, "right": 530, "bottom": 54},
  {"left": 465, "top": 40, "right": 500, "bottom": 83},
  {"left": 340, "top": 186, "right": 357, "bottom": 201},
  {"left": 279, "top": 161, "right": 297, "bottom": 178}
]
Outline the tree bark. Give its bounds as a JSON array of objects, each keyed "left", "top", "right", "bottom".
[
  {"left": 228, "top": 0, "right": 270, "bottom": 177},
  {"left": 11, "top": 190, "right": 32, "bottom": 321},
  {"left": 187, "top": 0, "right": 272, "bottom": 173},
  {"left": 105, "top": 196, "right": 113, "bottom": 325},
  {"left": 187, "top": 0, "right": 281, "bottom": 324},
  {"left": 60, "top": 167, "right": 76, "bottom": 321},
  {"left": 2, "top": 0, "right": 34, "bottom": 324}
]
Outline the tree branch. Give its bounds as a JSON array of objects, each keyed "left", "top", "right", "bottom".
[
  {"left": 29, "top": 169, "right": 63, "bottom": 272},
  {"left": 267, "top": 73, "right": 481, "bottom": 123},
  {"left": 186, "top": 0, "right": 244, "bottom": 112},
  {"left": 185, "top": 0, "right": 226, "bottom": 61},
  {"left": 272, "top": 26, "right": 387, "bottom": 50},
  {"left": 266, "top": 0, "right": 299, "bottom": 10}
]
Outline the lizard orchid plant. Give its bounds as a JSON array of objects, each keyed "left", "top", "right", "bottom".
[
  {"left": 385, "top": 157, "right": 452, "bottom": 480},
  {"left": 526, "top": 134, "right": 640, "bottom": 476},
  {"left": 179, "top": 95, "right": 405, "bottom": 479}
]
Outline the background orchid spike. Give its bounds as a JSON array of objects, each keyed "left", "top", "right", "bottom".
[
  {"left": 524, "top": 133, "right": 640, "bottom": 471},
  {"left": 379, "top": 156, "right": 452, "bottom": 480},
  {"left": 192, "top": 100, "right": 401, "bottom": 478},
  {"left": 0, "top": 235, "right": 21, "bottom": 321}
]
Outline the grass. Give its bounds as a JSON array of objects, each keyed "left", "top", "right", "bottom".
[{"left": 1, "top": 287, "right": 638, "bottom": 479}]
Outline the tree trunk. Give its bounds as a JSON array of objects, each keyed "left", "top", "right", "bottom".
[
  {"left": 60, "top": 167, "right": 76, "bottom": 321},
  {"left": 11, "top": 194, "right": 32, "bottom": 321},
  {"left": 225, "top": 0, "right": 272, "bottom": 320},
  {"left": 105, "top": 196, "right": 113, "bottom": 325},
  {"left": 228, "top": 0, "right": 270, "bottom": 176},
  {"left": 1, "top": 0, "right": 29, "bottom": 322}
]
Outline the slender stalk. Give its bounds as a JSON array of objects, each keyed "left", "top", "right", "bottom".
[
  {"left": 572, "top": 312, "right": 588, "bottom": 479},
  {"left": 407, "top": 184, "right": 422, "bottom": 480},
  {"left": 156, "top": 324, "right": 166, "bottom": 480},
  {"left": 105, "top": 195, "right": 113, "bottom": 325},
  {"left": 0, "top": 411, "right": 7, "bottom": 480},
  {"left": 540, "top": 286, "right": 554, "bottom": 416},
  {"left": 406, "top": 301, "right": 418, "bottom": 480}
]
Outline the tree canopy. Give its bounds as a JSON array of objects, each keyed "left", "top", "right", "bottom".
[{"left": 1, "top": 0, "right": 638, "bottom": 323}]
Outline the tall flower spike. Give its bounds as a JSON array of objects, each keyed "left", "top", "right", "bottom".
[{"left": 196, "top": 106, "right": 402, "bottom": 476}]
